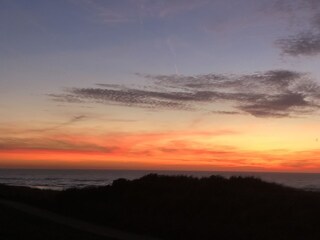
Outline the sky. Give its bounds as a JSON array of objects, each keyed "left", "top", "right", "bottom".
[{"left": 2, "top": 0, "right": 320, "bottom": 171}]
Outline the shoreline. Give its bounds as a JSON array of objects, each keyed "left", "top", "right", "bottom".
[{"left": 2, "top": 169, "right": 320, "bottom": 191}]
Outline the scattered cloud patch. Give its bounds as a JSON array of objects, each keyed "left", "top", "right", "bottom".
[
  {"left": 277, "top": 32, "right": 320, "bottom": 56},
  {"left": 275, "top": 0, "right": 320, "bottom": 56}
]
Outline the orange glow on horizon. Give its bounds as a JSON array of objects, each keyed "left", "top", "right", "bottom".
[
  {"left": 2, "top": 123, "right": 320, "bottom": 172},
  {"left": 2, "top": 136, "right": 320, "bottom": 172}
]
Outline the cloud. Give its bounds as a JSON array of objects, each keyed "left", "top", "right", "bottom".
[
  {"left": 0, "top": 129, "right": 239, "bottom": 164},
  {"left": 51, "top": 87, "right": 191, "bottom": 110},
  {"left": 0, "top": 137, "right": 111, "bottom": 153},
  {"left": 25, "top": 115, "right": 87, "bottom": 133},
  {"left": 73, "top": 0, "right": 209, "bottom": 25},
  {"left": 71, "top": 0, "right": 134, "bottom": 23},
  {"left": 277, "top": 32, "right": 320, "bottom": 56},
  {"left": 50, "top": 70, "right": 320, "bottom": 118},
  {"left": 4, "top": 128, "right": 320, "bottom": 171},
  {"left": 140, "top": 0, "right": 209, "bottom": 18},
  {"left": 272, "top": 0, "right": 320, "bottom": 18},
  {"left": 3, "top": 115, "right": 88, "bottom": 135},
  {"left": 211, "top": 111, "right": 242, "bottom": 115},
  {"left": 49, "top": 93, "right": 85, "bottom": 103},
  {"left": 238, "top": 92, "right": 314, "bottom": 117},
  {"left": 274, "top": 0, "right": 320, "bottom": 56}
]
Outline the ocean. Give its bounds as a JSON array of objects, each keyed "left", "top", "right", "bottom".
[{"left": 1, "top": 169, "right": 320, "bottom": 191}]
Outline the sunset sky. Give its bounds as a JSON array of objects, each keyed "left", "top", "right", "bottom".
[{"left": 2, "top": 0, "right": 320, "bottom": 171}]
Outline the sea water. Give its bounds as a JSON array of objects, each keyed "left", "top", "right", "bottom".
[{"left": 0, "top": 169, "right": 320, "bottom": 191}]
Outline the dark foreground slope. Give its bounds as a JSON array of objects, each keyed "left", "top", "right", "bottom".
[
  {"left": 1, "top": 174, "right": 320, "bottom": 240},
  {"left": 0, "top": 200, "right": 112, "bottom": 240}
]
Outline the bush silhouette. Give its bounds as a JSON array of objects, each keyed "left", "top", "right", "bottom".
[{"left": 1, "top": 174, "right": 320, "bottom": 239}]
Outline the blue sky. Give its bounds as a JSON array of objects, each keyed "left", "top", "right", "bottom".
[{"left": 2, "top": 0, "right": 320, "bottom": 170}]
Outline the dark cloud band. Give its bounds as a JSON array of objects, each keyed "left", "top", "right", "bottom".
[{"left": 50, "top": 70, "right": 320, "bottom": 118}]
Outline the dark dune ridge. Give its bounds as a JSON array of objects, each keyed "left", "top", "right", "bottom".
[{"left": 1, "top": 174, "right": 320, "bottom": 240}]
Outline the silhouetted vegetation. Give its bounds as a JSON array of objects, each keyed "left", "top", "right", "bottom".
[{"left": 1, "top": 174, "right": 320, "bottom": 239}]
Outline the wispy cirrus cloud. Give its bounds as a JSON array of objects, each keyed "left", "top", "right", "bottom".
[
  {"left": 211, "top": 111, "right": 242, "bottom": 115},
  {"left": 0, "top": 116, "right": 87, "bottom": 136},
  {"left": 140, "top": 0, "right": 209, "bottom": 18},
  {"left": 0, "top": 137, "right": 111, "bottom": 153},
  {"left": 70, "top": 0, "right": 134, "bottom": 23},
  {"left": 26, "top": 115, "right": 86, "bottom": 133},
  {"left": 50, "top": 70, "right": 320, "bottom": 118}
]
